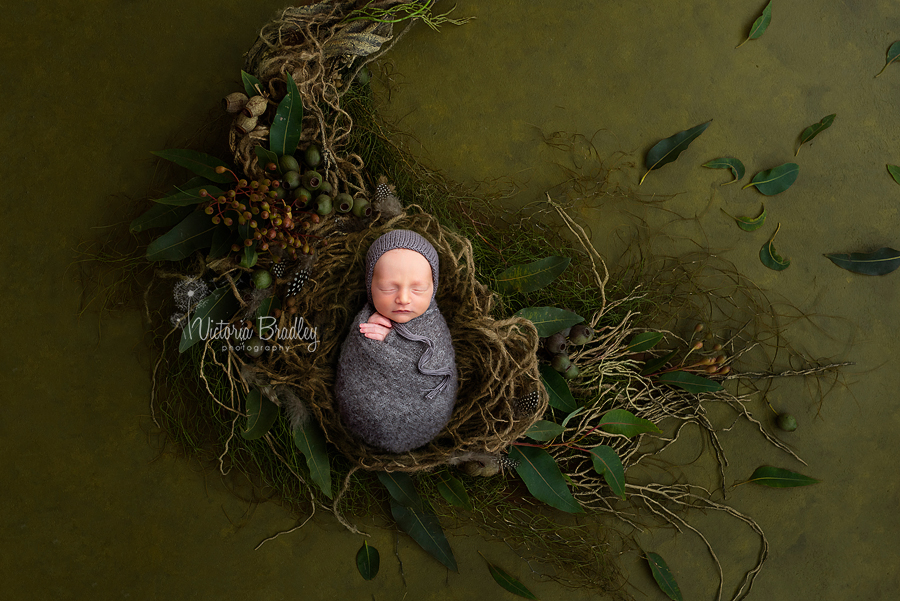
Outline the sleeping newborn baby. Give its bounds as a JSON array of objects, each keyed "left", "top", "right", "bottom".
[{"left": 335, "top": 230, "right": 458, "bottom": 453}]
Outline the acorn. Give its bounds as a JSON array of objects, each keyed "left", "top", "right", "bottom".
[
  {"left": 351, "top": 198, "right": 371, "bottom": 218},
  {"left": 357, "top": 65, "right": 372, "bottom": 86},
  {"left": 568, "top": 324, "right": 594, "bottom": 345},
  {"left": 303, "top": 144, "right": 322, "bottom": 168},
  {"left": 242, "top": 94, "right": 267, "bottom": 118},
  {"left": 283, "top": 170, "right": 302, "bottom": 190},
  {"left": 279, "top": 154, "right": 300, "bottom": 174},
  {"left": 223, "top": 92, "right": 248, "bottom": 113},
  {"left": 335, "top": 193, "right": 354, "bottom": 213},
  {"left": 293, "top": 187, "right": 313, "bottom": 207},
  {"left": 551, "top": 353, "right": 572, "bottom": 373},
  {"left": 302, "top": 170, "right": 323, "bottom": 191},
  {"left": 315, "top": 194, "right": 333, "bottom": 215},
  {"left": 245, "top": 337, "right": 265, "bottom": 358},
  {"left": 544, "top": 332, "right": 567, "bottom": 354},
  {"left": 776, "top": 413, "right": 798, "bottom": 432},
  {"left": 562, "top": 362, "right": 580, "bottom": 380},
  {"left": 235, "top": 114, "right": 257, "bottom": 134},
  {"left": 252, "top": 269, "right": 273, "bottom": 289}
]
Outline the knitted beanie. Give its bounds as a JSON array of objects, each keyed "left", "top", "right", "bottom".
[{"left": 366, "top": 230, "right": 440, "bottom": 305}]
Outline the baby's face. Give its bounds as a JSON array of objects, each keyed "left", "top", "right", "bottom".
[{"left": 371, "top": 248, "right": 433, "bottom": 323}]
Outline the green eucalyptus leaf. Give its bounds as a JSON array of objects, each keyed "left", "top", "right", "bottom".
[
  {"left": 435, "top": 471, "right": 472, "bottom": 511},
  {"left": 875, "top": 41, "right": 900, "bottom": 77},
  {"left": 239, "top": 243, "right": 258, "bottom": 269},
  {"left": 241, "top": 70, "right": 261, "bottom": 97},
  {"left": 703, "top": 157, "right": 745, "bottom": 184},
  {"left": 514, "top": 306, "right": 584, "bottom": 338},
  {"left": 495, "top": 256, "right": 571, "bottom": 294},
  {"left": 153, "top": 185, "right": 226, "bottom": 206},
  {"left": 129, "top": 203, "right": 194, "bottom": 233},
  {"left": 150, "top": 149, "right": 233, "bottom": 184},
  {"left": 377, "top": 471, "right": 423, "bottom": 510},
  {"left": 179, "top": 287, "right": 240, "bottom": 353},
  {"left": 255, "top": 296, "right": 281, "bottom": 333},
  {"left": 646, "top": 551, "right": 684, "bottom": 601},
  {"left": 886, "top": 164, "right": 900, "bottom": 185},
  {"left": 525, "top": 420, "right": 566, "bottom": 441},
  {"left": 509, "top": 445, "right": 583, "bottom": 514},
  {"left": 640, "top": 348, "right": 678, "bottom": 375},
  {"left": 824, "top": 247, "right": 900, "bottom": 275},
  {"left": 539, "top": 364, "right": 578, "bottom": 412},
  {"left": 598, "top": 408, "right": 662, "bottom": 437},
  {"left": 561, "top": 406, "right": 585, "bottom": 428},
  {"left": 743, "top": 163, "right": 799, "bottom": 196},
  {"left": 736, "top": 0, "right": 772, "bottom": 48},
  {"left": 389, "top": 498, "right": 457, "bottom": 571},
  {"left": 241, "top": 388, "right": 279, "bottom": 440},
  {"left": 485, "top": 561, "right": 538, "bottom": 600},
  {"left": 655, "top": 370, "right": 724, "bottom": 393},
  {"left": 254, "top": 145, "right": 279, "bottom": 170},
  {"left": 640, "top": 120, "right": 712, "bottom": 185},
  {"left": 208, "top": 224, "right": 235, "bottom": 259},
  {"left": 723, "top": 204, "right": 767, "bottom": 232},
  {"left": 293, "top": 419, "right": 333, "bottom": 498},
  {"left": 147, "top": 210, "right": 218, "bottom": 262},
  {"left": 269, "top": 72, "right": 304, "bottom": 156},
  {"left": 356, "top": 541, "right": 379, "bottom": 580},
  {"left": 796, "top": 114, "right": 836, "bottom": 155},
  {"left": 626, "top": 331, "right": 664, "bottom": 353},
  {"left": 588, "top": 445, "right": 626, "bottom": 500},
  {"left": 760, "top": 224, "right": 790, "bottom": 271},
  {"left": 746, "top": 465, "right": 820, "bottom": 487}
]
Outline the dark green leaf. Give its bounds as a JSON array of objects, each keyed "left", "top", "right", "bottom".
[
  {"left": 655, "top": 370, "right": 724, "bottom": 393},
  {"left": 485, "top": 561, "right": 538, "bottom": 600},
  {"left": 239, "top": 243, "right": 258, "bottom": 269},
  {"left": 376, "top": 471, "right": 423, "bottom": 511},
  {"left": 824, "top": 247, "right": 900, "bottom": 275},
  {"left": 254, "top": 145, "right": 279, "bottom": 170},
  {"left": 241, "top": 70, "right": 261, "bottom": 97},
  {"left": 150, "top": 149, "right": 233, "bottom": 183},
  {"left": 743, "top": 163, "right": 799, "bottom": 196},
  {"left": 513, "top": 306, "right": 584, "bottom": 338},
  {"left": 760, "top": 224, "right": 790, "bottom": 271},
  {"left": 129, "top": 203, "right": 194, "bottom": 233},
  {"left": 723, "top": 204, "right": 767, "bottom": 232},
  {"left": 435, "top": 472, "right": 472, "bottom": 511},
  {"left": 796, "top": 114, "right": 836, "bottom": 155},
  {"left": 269, "top": 72, "right": 304, "bottom": 156},
  {"left": 495, "top": 256, "right": 571, "bottom": 294},
  {"left": 146, "top": 210, "right": 218, "bottom": 262},
  {"left": 887, "top": 164, "right": 900, "bottom": 185},
  {"left": 389, "top": 498, "right": 457, "bottom": 571},
  {"left": 242, "top": 388, "right": 279, "bottom": 440},
  {"left": 179, "top": 287, "right": 240, "bottom": 353},
  {"left": 539, "top": 364, "right": 578, "bottom": 412},
  {"left": 598, "top": 408, "right": 662, "bottom": 437},
  {"left": 525, "top": 420, "right": 566, "bottom": 441},
  {"left": 646, "top": 552, "right": 683, "bottom": 601},
  {"left": 640, "top": 120, "right": 712, "bottom": 184},
  {"left": 293, "top": 419, "right": 333, "bottom": 498},
  {"left": 736, "top": 1, "right": 772, "bottom": 48},
  {"left": 627, "top": 331, "right": 664, "bottom": 353},
  {"left": 208, "top": 224, "right": 235, "bottom": 259},
  {"left": 875, "top": 41, "right": 900, "bottom": 77},
  {"left": 509, "top": 445, "right": 583, "bottom": 514},
  {"left": 588, "top": 445, "right": 626, "bottom": 500},
  {"left": 356, "top": 541, "right": 379, "bottom": 580},
  {"left": 640, "top": 349, "right": 678, "bottom": 375},
  {"left": 153, "top": 185, "right": 226, "bottom": 206},
  {"left": 746, "top": 465, "right": 820, "bottom": 487},
  {"left": 703, "top": 157, "right": 745, "bottom": 184},
  {"left": 255, "top": 296, "right": 281, "bottom": 333}
]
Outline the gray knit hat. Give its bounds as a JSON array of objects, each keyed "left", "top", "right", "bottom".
[{"left": 366, "top": 230, "right": 439, "bottom": 305}]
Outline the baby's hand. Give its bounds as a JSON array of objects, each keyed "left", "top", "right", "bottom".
[{"left": 360, "top": 311, "right": 392, "bottom": 341}]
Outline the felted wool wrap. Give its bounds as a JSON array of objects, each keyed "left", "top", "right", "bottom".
[{"left": 336, "top": 300, "right": 458, "bottom": 453}]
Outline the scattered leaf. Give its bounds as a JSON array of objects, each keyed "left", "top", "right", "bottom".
[
  {"left": 150, "top": 149, "right": 233, "bottom": 184},
  {"left": 655, "top": 370, "right": 724, "bottom": 393},
  {"left": 887, "top": 164, "right": 900, "bottom": 185},
  {"left": 241, "top": 388, "right": 279, "bottom": 440},
  {"left": 875, "top": 41, "right": 900, "bottom": 77},
  {"left": 746, "top": 465, "right": 820, "bottom": 487},
  {"left": 539, "top": 365, "right": 578, "bottom": 412},
  {"left": 640, "top": 120, "right": 712, "bottom": 185},
  {"left": 640, "top": 349, "right": 678, "bottom": 376},
  {"left": 736, "top": 1, "right": 772, "bottom": 48},
  {"left": 129, "top": 203, "right": 194, "bottom": 233},
  {"left": 796, "top": 114, "right": 836, "bottom": 155},
  {"left": 646, "top": 552, "right": 684, "bottom": 601},
  {"left": 824, "top": 247, "right": 900, "bottom": 275},
  {"left": 598, "top": 408, "right": 662, "bottom": 437},
  {"left": 179, "top": 287, "right": 240, "bottom": 353},
  {"left": 293, "top": 418, "right": 332, "bottom": 499},
  {"left": 435, "top": 472, "right": 472, "bottom": 511},
  {"left": 495, "top": 256, "right": 571, "bottom": 295},
  {"left": 146, "top": 210, "right": 218, "bottom": 262},
  {"left": 376, "top": 471, "right": 423, "bottom": 511},
  {"left": 626, "top": 331, "right": 664, "bottom": 353},
  {"left": 588, "top": 445, "right": 626, "bottom": 500},
  {"left": 509, "top": 445, "right": 583, "bottom": 514},
  {"left": 525, "top": 420, "right": 566, "bottom": 441},
  {"left": 269, "top": 71, "right": 304, "bottom": 156},
  {"left": 152, "top": 184, "right": 226, "bottom": 206},
  {"left": 759, "top": 223, "right": 790, "bottom": 271},
  {"left": 239, "top": 243, "right": 258, "bottom": 269},
  {"left": 356, "top": 541, "right": 380, "bottom": 580},
  {"left": 389, "top": 498, "right": 457, "bottom": 571},
  {"left": 743, "top": 163, "right": 799, "bottom": 196},
  {"left": 485, "top": 560, "right": 538, "bottom": 600},
  {"left": 514, "top": 306, "right": 584, "bottom": 338},
  {"left": 241, "top": 70, "right": 261, "bottom": 97},
  {"left": 703, "top": 157, "right": 745, "bottom": 184},
  {"left": 722, "top": 204, "right": 767, "bottom": 232},
  {"left": 560, "top": 406, "right": 585, "bottom": 428}
]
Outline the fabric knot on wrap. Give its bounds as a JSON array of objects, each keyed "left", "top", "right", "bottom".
[{"left": 393, "top": 321, "right": 455, "bottom": 399}]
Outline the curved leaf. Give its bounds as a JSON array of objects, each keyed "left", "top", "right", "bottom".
[
  {"left": 146, "top": 210, "right": 218, "bottom": 262},
  {"left": 646, "top": 552, "right": 684, "bottom": 601},
  {"left": 514, "top": 306, "right": 584, "bottom": 338},
  {"left": 723, "top": 204, "right": 766, "bottom": 232},
  {"left": 539, "top": 364, "right": 578, "bottom": 412},
  {"left": 824, "top": 247, "right": 900, "bottom": 275},
  {"left": 796, "top": 114, "right": 836, "bottom": 155},
  {"left": 242, "top": 388, "right": 279, "bottom": 440},
  {"left": 627, "top": 331, "right": 664, "bottom": 353},
  {"left": 435, "top": 472, "right": 472, "bottom": 511},
  {"left": 485, "top": 561, "right": 538, "bottom": 600},
  {"left": 655, "top": 370, "right": 724, "bottom": 393},
  {"left": 130, "top": 203, "right": 194, "bottom": 233},
  {"left": 209, "top": 224, "right": 235, "bottom": 259},
  {"left": 640, "top": 120, "right": 712, "bottom": 185},
  {"left": 495, "top": 256, "right": 571, "bottom": 294},
  {"left": 377, "top": 471, "right": 422, "bottom": 510},
  {"left": 875, "top": 41, "right": 900, "bottom": 77},
  {"left": 241, "top": 70, "right": 261, "bottom": 97},
  {"left": 150, "top": 149, "right": 233, "bottom": 184},
  {"left": 598, "top": 408, "right": 662, "bottom": 437},
  {"left": 254, "top": 145, "right": 279, "bottom": 170},
  {"left": 389, "top": 498, "right": 457, "bottom": 571},
  {"left": 525, "top": 420, "right": 566, "bottom": 441},
  {"left": 743, "top": 163, "right": 799, "bottom": 196},
  {"left": 640, "top": 348, "right": 678, "bottom": 375},
  {"left": 509, "top": 445, "right": 583, "bottom": 514},
  {"left": 153, "top": 184, "right": 226, "bottom": 207},
  {"left": 703, "top": 157, "right": 745, "bottom": 184},
  {"left": 760, "top": 223, "right": 790, "bottom": 271},
  {"left": 588, "top": 445, "right": 626, "bottom": 500},
  {"left": 255, "top": 296, "right": 281, "bottom": 333},
  {"left": 179, "top": 287, "right": 240, "bottom": 353},
  {"left": 239, "top": 243, "right": 258, "bottom": 269},
  {"left": 746, "top": 465, "right": 820, "bottom": 487},
  {"left": 887, "top": 164, "right": 900, "bottom": 185},
  {"left": 561, "top": 406, "right": 585, "bottom": 428},
  {"left": 293, "top": 419, "right": 332, "bottom": 499},
  {"left": 269, "top": 72, "right": 304, "bottom": 156},
  {"left": 356, "top": 541, "right": 379, "bottom": 580},
  {"left": 736, "top": 1, "right": 772, "bottom": 48}
]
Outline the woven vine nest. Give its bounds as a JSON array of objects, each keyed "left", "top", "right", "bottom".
[{"left": 246, "top": 207, "right": 548, "bottom": 472}]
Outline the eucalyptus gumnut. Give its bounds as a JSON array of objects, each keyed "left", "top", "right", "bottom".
[
  {"left": 283, "top": 170, "right": 302, "bottom": 190},
  {"left": 316, "top": 194, "right": 333, "bottom": 215},
  {"left": 252, "top": 269, "right": 273, "bottom": 290},
  {"left": 303, "top": 144, "right": 322, "bottom": 168},
  {"left": 544, "top": 332, "right": 567, "bottom": 354},
  {"left": 550, "top": 353, "right": 572, "bottom": 373},
  {"left": 351, "top": 198, "right": 371, "bottom": 218},
  {"left": 317, "top": 180, "right": 334, "bottom": 195},
  {"left": 562, "top": 362, "right": 580, "bottom": 380},
  {"left": 776, "top": 413, "right": 798, "bottom": 432},
  {"left": 302, "top": 171, "right": 323, "bottom": 191},
  {"left": 293, "top": 187, "right": 313, "bottom": 206},
  {"left": 335, "top": 193, "right": 354, "bottom": 213},
  {"left": 245, "top": 337, "right": 265, "bottom": 358},
  {"left": 357, "top": 65, "right": 372, "bottom": 85},
  {"left": 278, "top": 154, "right": 300, "bottom": 174},
  {"left": 568, "top": 324, "right": 594, "bottom": 345}
]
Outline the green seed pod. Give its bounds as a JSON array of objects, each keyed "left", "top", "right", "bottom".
[
  {"left": 357, "top": 65, "right": 372, "bottom": 86},
  {"left": 335, "top": 193, "right": 354, "bottom": 213},
  {"left": 315, "top": 194, "right": 333, "bottom": 216},
  {"left": 272, "top": 185, "right": 286, "bottom": 201},
  {"left": 568, "top": 324, "right": 594, "bottom": 345},
  {"left": 283, "top": 170, "right": 302, "bottom": 190},
  {"left": 252, "top": 269, "right": 272, "bottom": 289},
  {"left": 544, "top": 333, "right": 567, "bottom": 354},
  {"left": 245, "top": 336, "right": 265, "bottom": 358},
  {"left": 776, "top": 413, "right": 798, "bottom": 432},
  {"left": 550, "top": 353, "right": 571, "bottom": 373},
  {"left": 278, "top": 154, "right": 300, "bottom": 174},
  {"left": 317, "top": 180, "right": 333, "bottom": 195},
  {"left": 293, "top": 187, "right": 313, "bottom": 207},
  {"left": 303, "top": 144, "right": 322, "bottom": 168},
  {"left": 562, "top": 362, "right": 580, "bottom": 380},
  {"left": 351, "top": 198, "right": 371, "bottom": 218},
  {"left": 302, "top": 170, "right": 323, "bottom": 191}
]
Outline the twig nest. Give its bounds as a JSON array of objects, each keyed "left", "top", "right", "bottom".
[
  {"left": 235, "top": 113, "right": 258, "bottom": 135},
  {"left": 223, "top": 92, "right": 248, "bottom": 113},
  {"left": 242, "top": 94, "right": 268, "bottom": 118}
]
